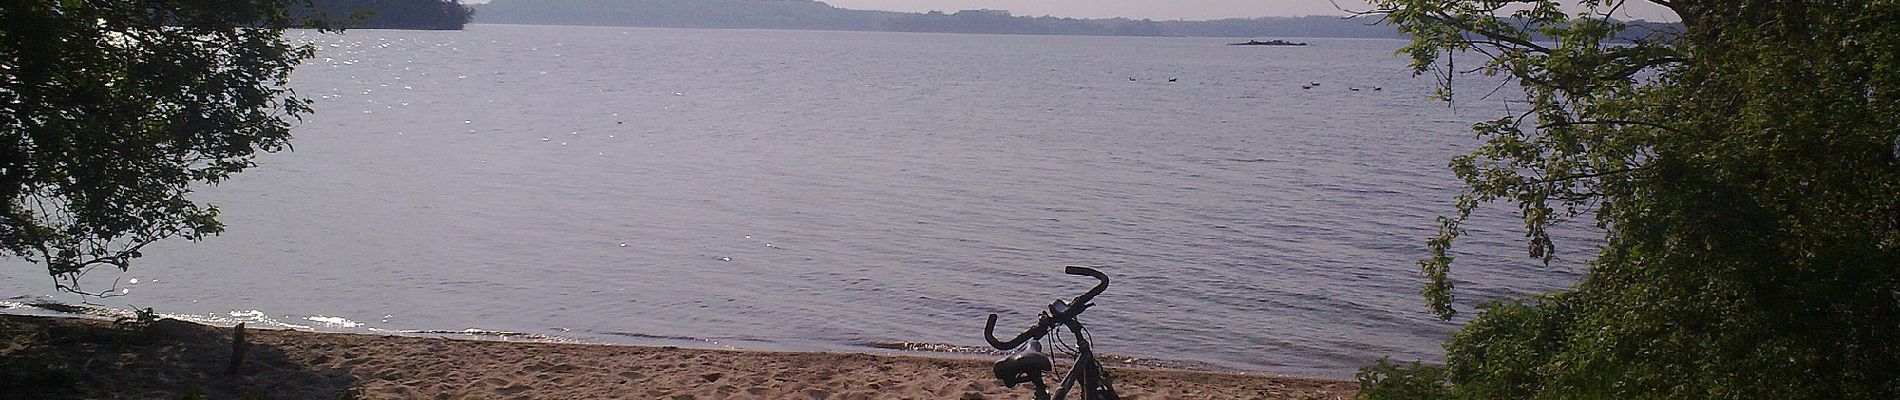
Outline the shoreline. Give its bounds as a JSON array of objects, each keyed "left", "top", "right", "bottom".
[
  {"left": 1, "top": 314, "right": 1356, "bottom": 399},
  {"left": 2, "top": 300, "right": 1352, "bottom": 378}
]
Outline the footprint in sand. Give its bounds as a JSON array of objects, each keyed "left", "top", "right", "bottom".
[
  {"left": 371, "top": 367, "right": 406, "bottom": 380},
  {"left": 803, "top": 388, "right": 831, "bottom": 399},
  {"left": 495, "top": 385, "right": 530, "bottom": 395}
]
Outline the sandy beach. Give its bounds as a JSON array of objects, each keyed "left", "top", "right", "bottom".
[{"left": 0, "top": 314, "right": 1355, "bottom": 399}]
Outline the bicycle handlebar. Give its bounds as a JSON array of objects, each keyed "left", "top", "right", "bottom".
[
  {"left": 984, "top": 266, "right": 1111, "bottom": 350},
  {"left": 985, "top": 313, "right": 1040, "bottom": 350},
  {"left": 1064, "top": 266, "right": 1109, "bottom": 306}
]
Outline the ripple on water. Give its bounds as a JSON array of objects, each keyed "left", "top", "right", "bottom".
[{"left": 1, "top": 27, "right": 1589, "bottom": 378}]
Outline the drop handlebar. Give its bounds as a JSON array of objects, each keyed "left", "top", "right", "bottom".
[{"left": 984, "top": 266, "right": 1110, "bottom": 350}]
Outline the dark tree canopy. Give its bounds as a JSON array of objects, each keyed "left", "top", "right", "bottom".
[
  {"left": 300, "top": 0, "right": 473, "bottom": 30},
  {"left": 1, "top": 1, "right": 324, "bottom": 295},
  {"left": 1357, "top": 0, "right": 1900, "bottom": 398}
]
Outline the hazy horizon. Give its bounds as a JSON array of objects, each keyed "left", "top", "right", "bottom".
[{"left": 459, "top": 0, "right": 1680, "bottom": 22}]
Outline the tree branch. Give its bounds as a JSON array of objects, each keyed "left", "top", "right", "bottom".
[
  {"left": 1537, "top": 119, "right": 1683, "bottom": 134},
  {"left": 1419, "top": 12, "right": 1553, "bottom": 54},
  {"left": 1532, "top": 167, "right": 1645, "bottom": 184}
]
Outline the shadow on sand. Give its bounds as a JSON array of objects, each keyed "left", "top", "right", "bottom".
[{"left": 1, "top": 315, "right": 361, "bottom": 399}]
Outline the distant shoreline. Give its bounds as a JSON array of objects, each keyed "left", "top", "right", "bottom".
[
  {"left": 471, "top": 0, "right": 1409, "bottom": 39},
  {"left": 0, "top": 314, "right": 1356, "bottom": 399},
  {"left": 469, "top": 0, "right": 1678, "bottom": 41},
  {"left": 455, "top": 23, "right": 1416, "bottom": 45}
]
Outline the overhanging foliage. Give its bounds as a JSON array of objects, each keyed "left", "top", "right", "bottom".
[
  {"left": 1359, "top": 0, "right": 1900, "bottom": 397},
  {"left": 1, "top": 0, "right": 328, "bottom": 295}
]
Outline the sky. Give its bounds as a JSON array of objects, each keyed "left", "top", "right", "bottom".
[
  {"left": 811, "top": 0, "right": 1678, "bottom": 21},
  {"left": 820, "top": 0, "right": 1377, "bottom": 19},
  {"left": 459, "top": 0, "right": 1680, "bottom": 22}
]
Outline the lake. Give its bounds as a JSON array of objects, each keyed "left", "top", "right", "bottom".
[{"left": 0, "top": 24, "right": 1593, "bottom": 378}]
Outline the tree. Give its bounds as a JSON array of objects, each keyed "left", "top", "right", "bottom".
[
  {"left": 1356, "top": 0, "right": 1900, "bottom": 398},
  {"left": 1, "top": 1, "right": 328, "bottom": 296},
  {"left": 298, "top": 0, "right": 474, "bottom": 30}
]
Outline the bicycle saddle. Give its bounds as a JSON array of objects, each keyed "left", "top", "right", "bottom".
[{"left": 994, "top": 348, "right": 1053, "bottom": 388}]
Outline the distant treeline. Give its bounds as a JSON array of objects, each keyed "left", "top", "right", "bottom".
[
  {"left": 297, "top": 0, "right": 475, "bottom": 30},
  {"left": 473, "top": 0, "right": 1407, "bottom": 38}
]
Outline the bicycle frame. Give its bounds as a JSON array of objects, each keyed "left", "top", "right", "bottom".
[{"left": 1045, "top": 319, "right": 1116, "bottom": 400}]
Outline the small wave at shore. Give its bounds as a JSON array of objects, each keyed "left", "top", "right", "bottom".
[
  {"left": 4, "top": 299, "right": 1243, "bottom": 374},
  {"left": 2, "top": 298, "right": 577, "bottom": 344}
]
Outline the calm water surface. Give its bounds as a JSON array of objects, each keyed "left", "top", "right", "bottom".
[{"left": 1, "top": 25, "right": 1594, "bottom": 377}]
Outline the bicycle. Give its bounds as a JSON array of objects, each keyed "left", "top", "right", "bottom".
[{"left": 984, "top": 266, "right": 1120, "bottom": 400}]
